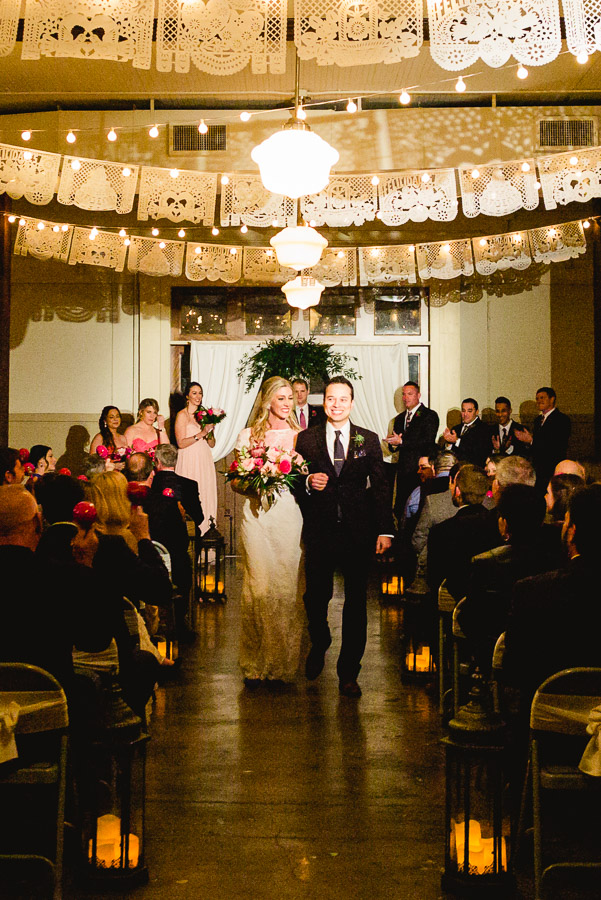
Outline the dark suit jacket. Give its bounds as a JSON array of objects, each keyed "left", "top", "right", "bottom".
[
  {"left": 150, "top": 469, "right": 204, "bottom": 528},
  {"left": 390, "top": 405, "right": 440, "bottom": 480},
  {"left": 294, "top": 404, "right": 326, "bottom": 429},
  {"left": 504, "top": 556, "right": 601, "bottom": 708},
  {"left": 531, "top": 408, "right": 572, "bottom": 487},
  {"left": 427, "top": 503, "right": 498, "bottom": 601},
  {"left": 295, "top": 422, "right": 394, "bottom": 551},
  {"left": 451, "top": 418, "right": 491, "bottom": 469},
  {"left": 490, "top": 421, "right": 531, "bottom": 459}
]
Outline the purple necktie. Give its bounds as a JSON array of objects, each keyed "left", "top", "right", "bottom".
[{"left": 300, "top": 409, "right": 307, "bottom": 430}]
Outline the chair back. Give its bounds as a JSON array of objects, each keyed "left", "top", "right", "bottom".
[{"left": 530, "top": 667, "right": 601, "bottom": 737}]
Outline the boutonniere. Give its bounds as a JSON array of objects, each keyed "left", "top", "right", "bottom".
[
  {"left": 310, "top": 408, "right": 318, "bottom": 418},
  {"left": 414, "top": 408, "right": 422, "bottom": 418},
  {"left": 352, "top": 433, "right": 366, "bottom": 458}
]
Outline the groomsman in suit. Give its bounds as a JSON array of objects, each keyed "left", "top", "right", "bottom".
[
  {"left": 443, "top": 398, "right": 491, "bottom": 469},
  {"left": 513, "top": 387, "right": 571, "bottom": 491},
  {"left": 292, "top": 378, "right": 326, "bottom": 430},
  {"left": 295, "top": 376, "right": 393, "bottom": 697},
  {"left": 490, "top": 396, "right": 531, "bottom": 458},
  {"left": 386, "top": 381, "right": 439, "bottom": 519}
]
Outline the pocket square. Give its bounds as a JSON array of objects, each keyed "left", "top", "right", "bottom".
[{"left": 353, "top": 449, "right": 367, "bottom": 459}]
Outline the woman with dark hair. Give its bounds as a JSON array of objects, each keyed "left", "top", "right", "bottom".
[
  {"left": 174, "top": 381, "right": 217, "bottom": 533},
  {"left": 90, "top": 406, "right": 128, "bottom": 456},
  {"left": 545, "top": 473, "right": 584, "bottom": 524},
  {"left": 30, "top": 444, "right": 56, "bottom": 475},
  {"left": 124, "top": 398, "right": 169, "bottom": 452}
]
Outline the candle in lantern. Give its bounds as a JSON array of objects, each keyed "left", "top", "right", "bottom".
[
  {"left": 453, "top": 819, "right": 507, "bottom": 874},
  {"left": 157, "top": 639, "right": 167, "bottom": 657},
  {"left": 414, "top": 645, "right": 431, "bottom": 672},
  {"left": 381, "top": 580, "right": 388, "bottom": 594},
  {"left": 89, "top": 814, "right": 140, "bottom": 868},
  {"left": 204, "top": 575, "right": 215, "bottom": 591},
  {"left": 217, "top": 581, "right": 224, "bottom": 593}
]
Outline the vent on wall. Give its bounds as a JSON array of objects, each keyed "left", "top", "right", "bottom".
[
  {"left": 537, "top": 117, "right": 597, "bottom": 151},
  {"left": 169, "top": 124, "right": 227, "bottom": 155}
]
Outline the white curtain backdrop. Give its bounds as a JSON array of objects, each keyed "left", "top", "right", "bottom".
[
  {"left": 190, "top": 340, "right": 408, "bottom": 459},
  {"left": 190, "top": 342, "right": 259, "bottom": 461},
  {"left": 336, "top": 343, "right": 409, "bottom": 440}
]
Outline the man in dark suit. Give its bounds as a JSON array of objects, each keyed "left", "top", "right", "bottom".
[
  {"left": 386, "top": 381, "right": 439, "bottom": 519},
  {"left": 503, "top": 484, "right": 601, "bottom": 713},
  {"left": 295, "top": 376, "right": 393, "bottom": 697},
  {"left": 292, "top": 378, "right": 326, "bottom": 430},
  {"left": 513, "top": 387, "right": 571, "bottom": 492},
  {"left": 490, "top": 396, "right": 531, "bottom": 458},
  {"left": 443, "top": 397, "right": 491, "bottom": 469}
]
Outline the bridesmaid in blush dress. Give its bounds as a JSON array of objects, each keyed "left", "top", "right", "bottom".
[
  {"left": 124, "top": 398, "right": 169, "bottom": 452},
  {"left": 174, "top": 382, "right": 218, "bottom": 535}
]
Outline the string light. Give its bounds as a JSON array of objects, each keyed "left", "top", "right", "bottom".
[
  {"left": 152, "top": 227, "right": 159, "bottom": 236},
  {"left": 159, "top": 241, "right": 166, "bottom": 249},
  {"left": 271, "top": 219, "right": 278, "bottom": 227},
  {"left": 576, "top": 50, "right": 588, "bottom": 64},
  {"left": 240, "top": 111, "right": 251, "bottom": 122},
  {"left": 53, "top": 225, "right": 60, "bottom": 232},
  {"left": 71, "top": 159, "right": 81, "bottom": 170},
  {"left": 471, "top": 168, "right": 480, "bottom": 179},
  {"left": 455, "top": 76, "right": 466, "bottom": 93},
  {"left": 195, "top": 245, "right": 202, "bottom": 254},
  {"left": 371, "top": 175, "right": 379, "bottom": 186},
  {"left": 570, "top": 155, "right": 579, "bottom": 165},
  {"left": 521, "top": 162, "right": 530, "bottom": 172},
  {"left": 149, "top": 124, "right": 159, "bottom": 138},
  {"left": 122, "top": 167, "right": 131, "bottom": 177},
  {"left": 119, "top": 228, "right": 127, "bottom": 238},
  {"left": 229, "top": 247, "right": 237, "bottom": 255},
  {"left": 442, "top": 243, "right": 451, "bottom": 252},
  {"left": 421, "top": 172, "right": 431, "bottom": 183},
  {"left": 211, "top": 227, "right": 219, "bottom": 236},
  {"left": 8, "top": 215, "right": 16, "bottom": 223},
  {"left": 407, "top": 245, "right": 414, "bottom": 253},
  {"left": 346, "top": 99, "right": 357, "bottom": 113},
  {"left": 370, "top": 248, "right": 380, "bottom": 257},
  {"left": 124, "top": 238, "right": 131, "bottom": 246},
  {"left": 399, "top": 90, "right": 411, "bottom": 105},
  {"left": 107, "top": 128, "right": 117, "bottom": 142},
  {"left": 37, "top": 221, "right": 45, "bottom": 230},
  {"left": 221, "top": 175, "right": 230, "bottom": 185},
  {"left": 66, "top": 131, "right": 76, "bottom": 144},
  {"left": 583, "top": 219, "right": 591, "bottom": 228},
  {"left": 535, "top": 180, "right": 541, "bottom": 189},
  {"left": 23, "top": 151, "right": 33, "bottom": 160},
  {"left": 21, "top": 130, "right": 31, "bottom": 141},
  {"left": 61, "top": 224, "right": 68, "bottom": 232},
  {"left": 479, "top": 238, "right": 487, "bottom": 246},
  {"left": 19, "top": 218, "right": 26, "bottom": 226},
  {"left": 198, "top": 119, "right": 208, "bottom": 134},
  {"left": 178, "top": 228, "right": 186, "bottom": 238},
  {"left": 89, "top": 227, "right": 98, "bottom": 240},
  {"left": 337, "top": 250, "right": 344, "bottom": 258},
  {"left": 240, "top": 224, "right": 248, "bottom": 234},
  {"left": 517, "top": 65, "right": 528, "bottom": 79},
  {"left": 170, "top": 168, "right": 179, "bottom": 178}
]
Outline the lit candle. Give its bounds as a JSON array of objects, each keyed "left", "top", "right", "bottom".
[
  {"left": 204, "top": 575, "right": 215, "bottom": 591},
  {"left": 217, "top": 581, "right": 224, "bottom": 593},
  {"left": 453, "top": 820, "right": 506, "bottom": 874},
  {"left": 157, "top": 640, "right": 167, "bottom": 657},
  {"left": 88, "top": 815, "right": 140, "bottom": 868},
  {"left": 381, "top": 581, "right": 388, "bottom": 595}
]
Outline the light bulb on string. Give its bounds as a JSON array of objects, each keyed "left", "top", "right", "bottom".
[
  {"left": 21, "top": 130, "right": 31, "bottom": 141},
  {"left": 178, "top": 228, "right": 186, "bottom": 238},
  {"left": 19, "top": 218, "right": 26, "bottom": 226},
  {"left": 407, "top": 245, "right": 414, "bottom": 253},
  {"left": 124, "top": 238, "right": 131, "bottom": 246},
  {"left": 471, "top": 168, "right": 480, "bottom": 179},
  {"left": 23, "top": 151, "right": 33, "bottom": 160},
  {"left": 479, "top": 238, "right": 487, "bottom": 247},
  {"left": 455, "top": 76, "right": 466, "bottom": 93},
  {"left": 61, "top": 224, "right": 69, "bottom": 232},
  {"left": 517, "top": 65, "right": 528, "bottom": 79},
  {"left": 521, "top": 162, "right": 530, "bottom": 172},
  {"left": 89, "top": 227, "right": 98, "bottom": 240},
  {"left": 535, "top": 180, "right": 541, "bottom": 189},
  {"left": 211, "top": 227, "right": 219, "bottom": 236},
  {"left": 8, "top": 215, "right": 16, "bottom": 223},
  {"left": 107, "top": 128, "right": 117, "bottom": 142},
  {"left": 170, "top": 168, "right": 179, "bottom": 178},
  {"left": 577, "top": 50, "right": 588, "bottom": 64},
  {"left": 399, "top": 90, "right": 411, "bottom": 105},
  {"left": 37, "top": 221, "right": 45, "bottom": 230},
  {"left": 119, "top": 228, "right": 127, "bottom": 238},
  {"left": 122, "top": 167, "right": 131, "bottom": 177},
  {"left": 198, "top": 119, "right": 208, "bottom": 134},
  {"left": 53, "top": 225, "right": 60, "bottom": 232},
  {"left": 221, "top": 175, "right": 229, "bottom": 185},
  {"left": 71, "top": 159, "right": 81, "bottom": 171},
  {"left": 337, "top": 250, "right": 344, "bottom": 258},
  {"left": 229, "top": 248, "right": 237, "bottom": 255},
  {"left": 195, "top": 246, "right": 201, "bottom": 254},
  {"left": 152, "top": 227, "right": 159, "bottom": 236},
  {"left": 442, "top": 243, "right": 451, "bottom": 253},
  {"left": 240, "top": 111, "right": 251, "bottom": 122},
  {"left": 371, "top": 175, "right": 379, "bottom": 186},
  {"left": 421, "top": 172, "right": 431, "bottom": 183},
  {"left": 346, "top": 99, "right": 357, "bottom": 114},
  {"left": 240, "top": 224, "right": 248, "bottom": 234},
  {"left": 583, "top": 219, "right": 591, "bottom": 228},
  {"left": 159, "top": 241, "right": 166, "bottom": 249},
  {"left": 570, "top": 155, "right": 579, "bottom": 165},
  {"left": 66, "top": 130, "right": 76, "bottom": 144},
  {"left": 149, "top": 124, "right": 159, "bottom": 138}
]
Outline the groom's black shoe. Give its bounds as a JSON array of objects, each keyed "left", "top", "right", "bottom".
[
  {"left": 305, "top": 642, "right": 330, "bottom": 680},
  {"left": 339, "top": 680, "right": 362, "bottom": 698}
]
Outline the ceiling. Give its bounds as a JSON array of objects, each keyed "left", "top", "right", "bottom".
[{"left": 1, "top": 32, "right": 601, "bottom": 115}]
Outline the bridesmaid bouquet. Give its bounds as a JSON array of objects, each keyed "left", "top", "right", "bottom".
[
  {"left": 195, "top": 406, "right": 226, "bottom": 428},
  {"left": 226, "top": 442, "right": 308, "bottom": 511}
]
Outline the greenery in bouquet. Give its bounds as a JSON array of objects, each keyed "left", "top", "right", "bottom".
[
  {"left": 195, "top": 406, "right": 227, "bottom": 428},
  {"left": 226, "top": 441, "right": 309, "bottom": 511},
  {"left": 237, "top": 336, "right": 360, "bottom": 391}
]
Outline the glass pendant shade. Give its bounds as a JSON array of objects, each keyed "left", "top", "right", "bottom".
[
  {"left": 251, "top": 122, "right": 339, "bottom": 198},
  {"left": 282, "top": 276, "right": 325, "bottom": 310},
  {"left": 270, "top": 225, "right": 328, "bottom": 270}
]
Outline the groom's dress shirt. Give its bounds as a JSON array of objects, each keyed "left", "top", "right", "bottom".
[{"left": 326, "top": 420, "right": 350, "bottom": 464}]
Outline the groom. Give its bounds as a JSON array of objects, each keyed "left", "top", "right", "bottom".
[{"left": 295, "top": 376, "right": 393, "bottom": 697}]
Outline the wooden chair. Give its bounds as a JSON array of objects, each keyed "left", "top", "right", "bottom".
[
  {"left": 0, "top": 663, "right": 69, "bottom": 900},
  {"left": 528, "top": 667, "right": 601, "bottom": 899}
]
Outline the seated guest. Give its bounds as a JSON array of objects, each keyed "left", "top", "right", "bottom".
[
  {"left": 0, "top": 447, "right": 25, "bottom": 485},
  {"left": 427, "top": 464, "right": 494, "bottom": 602},
  {"left": 403, "top": 451, "right": 437, "bottom": 522},
  {"left": 83, "top": 452, "right": 115, "bottom": 479},
  {"left": 443, "top": 398, "right": 490, "bottom": 468},
  {"left": 490, "top": 396, "right": 531, "bottom": 457},
  {"left": 545, "top": 473, "right": 583, "bottom": 526},
  {"left": 483, "top": 454, "right": 536, "bottom": 545},
  {"left": 553, "top": 458, "right": 586, "bottom": 480},
  {"left": 457, "top": 485, "right": 549, "bottom": 674},
  {"left": 503, "top": 485, "right": 601, "bottom": 716},
  {"left": 0, "top": 485, "right": 113, "bottom": 710},
  {"left": 87, "top": 471, "right": 172, "bottom": 611},
  {"left": 34, "top": 473, "right": 85, "bottom": 564},
  {"left": 29, "top": 444, "right": 57, "bottom": 476}
]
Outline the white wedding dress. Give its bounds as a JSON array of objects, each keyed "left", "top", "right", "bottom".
[{"left": 235, "top": 427, "right": 307, "bottom": 682}]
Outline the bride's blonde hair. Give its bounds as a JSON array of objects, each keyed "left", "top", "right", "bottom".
[{"left": 250, "top": 376, "right": 300, "bottom": 443}]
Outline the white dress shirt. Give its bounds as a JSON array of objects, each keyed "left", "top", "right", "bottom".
[{"left": 296, "top": 403, "right": 310, "bottom": 427}]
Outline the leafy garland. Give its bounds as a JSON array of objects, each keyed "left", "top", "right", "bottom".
[{"left": 237, "top": 336, "right": 361, "bottom": 391}]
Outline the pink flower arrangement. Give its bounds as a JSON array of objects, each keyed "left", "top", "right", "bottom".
[
  {"left": 194, "top": 406, "right": 226, "bottom": 429},
  {"left": 162, "top": 487, "right": 175, "bottom": 498},
  {"left": 97, "top": 444, "right": 131, "bottom": 463},
  {"left": 225, "top": 441, "right": 308, "bottom": 510},
  {"left": 59, "top": 468, "right": 72, "bottom": 476},
  {"left": 73, "top": 501, "right": 97, "bottom": 526},
  {"left": 23, "top": 462, "right": 35, "bottom": 476},
  {"left": 19, "top": 448, "right": 29, "bottom": 462}
]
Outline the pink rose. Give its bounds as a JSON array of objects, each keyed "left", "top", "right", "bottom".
[
  {"left": 207, "top": 408, "right": 213, "bottom": 415},
  {"left": 266, "top": 446, "right": 280, "bottom": 463},
  {"left": 262, "top": 461, "right": 277, "bottom": 476},
  {"left": 23, "top": 463, "right": 34, "bottom": 475},
  {"left": 254, "top": 457, "right": 264, "bottom": 469},
  {"left": 250, "top": 447, "right": 264, "bottom": 458},
  {"left": 241, "top": 457, "right": 255, "bottom": 472},
  {"left": 96, "top": 445, "right": 109, "bottom": 459},
  {"left": 229, "top": 460, "right": 238, "bottom": 472},
  {"left": 278, "top": 459, "right": 292, "bottom": 475}
]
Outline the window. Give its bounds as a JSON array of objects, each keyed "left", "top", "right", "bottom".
[
  {"left": 176, "top": 292, "right": 227, "bottom": 336},
  {"left": 310, "top": 292, "right": 356, "bottom": 335},
  {"left": 374, "top": 288, "right": 423, "bottom": 336},
  {"left": 244, "top": 292, "right": 291, "bottom": 335}
]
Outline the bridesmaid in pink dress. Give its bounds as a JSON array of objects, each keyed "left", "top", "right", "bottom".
[
  {"left": 174, "top": 382, "right": 218, "bottom": 535},
  {"left": 124, "top": 398, "right": 169, "bottom": 452}
]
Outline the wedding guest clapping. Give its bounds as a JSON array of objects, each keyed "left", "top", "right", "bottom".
[
  {"left": 174, "top": 382, "right": 217, "bottom": 534},
  {"left": 124, "top": 398, "right": 169, "bottom": 453}
]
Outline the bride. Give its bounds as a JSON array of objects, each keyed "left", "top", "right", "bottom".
[{"left": 233, "top": 376, "right": 306, "bottom": 685}]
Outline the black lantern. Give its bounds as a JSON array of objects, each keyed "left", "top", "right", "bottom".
[
  {"left": 198, "top": 516, "right": 227, "bottom": 603},
  {"left": 155, "top": 633, "right": 178, "bottom": 663},
  {"left": 401, "top": 605, "right": 435, "bottom": 683},
  {"left": 81, "top": 669, "right": 149, "bottom": 887},
  {"left": 441, "top": 670, "right": 514, "bottom": 897},
  {"left": 378, "top": 551, "right": 403, "bottom": 602}
]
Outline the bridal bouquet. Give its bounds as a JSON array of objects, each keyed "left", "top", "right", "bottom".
[
  {"left": 226, "top": 441, "right": 308, "bottom": 511},
  {"left": 195, "top": 406, "right": 226, "bottom": 428}
]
